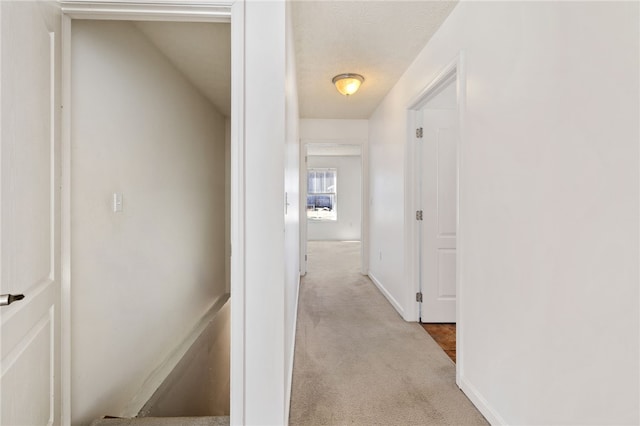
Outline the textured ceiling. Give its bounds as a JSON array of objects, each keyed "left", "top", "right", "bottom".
[
  {"left": 134, "top": 2, "right": 456, "bottom": 120},
  {"left": 293, "top": 1, "right": 458, "bottom": 119},
  {"left": 135, "top": 21, "right": 231, "bottom": 116}
]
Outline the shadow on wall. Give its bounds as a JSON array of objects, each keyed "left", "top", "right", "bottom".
[{"left": 139, "top": 298, "right": 231, "bottom": 417}]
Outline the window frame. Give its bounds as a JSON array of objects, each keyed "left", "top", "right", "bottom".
[{"left": 307, "top": 168, "right": 337, "bottom": 221}]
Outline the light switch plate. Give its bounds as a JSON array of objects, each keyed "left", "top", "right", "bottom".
[{"left": 113, "top": 193, "right": 123, "bottom": 212}]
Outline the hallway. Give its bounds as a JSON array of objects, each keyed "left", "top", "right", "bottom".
[{"left": 289, "top": 241, "right": 487, "bottom": 425}]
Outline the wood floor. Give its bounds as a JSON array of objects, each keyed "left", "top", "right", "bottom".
[{"left": 421, "top": 323, "right": 456, "bottom": 363}]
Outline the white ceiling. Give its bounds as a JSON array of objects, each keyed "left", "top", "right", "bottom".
[
  {"left": 135, "top": 1, "right": 457, "bottom": 120},
  {"left": 135, "top": 21, "right": 231, "bottom": 116},
  {"left": 292, "top": 1, "right": 458, "bottom": 119}
]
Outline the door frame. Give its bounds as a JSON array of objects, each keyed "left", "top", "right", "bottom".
[
  {"left": 300, "top": 140, "right": 368, "bottom": 276},
  {"left": 405, "top": 52, "right": 465, "bottom": 383},
  {"left": 59, "top": 1, "right": 246, "bottom": 424}
]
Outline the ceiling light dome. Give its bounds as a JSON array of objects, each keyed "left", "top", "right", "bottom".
[{"left": 332, "top": 73, "right": 364, "bottom": 96}]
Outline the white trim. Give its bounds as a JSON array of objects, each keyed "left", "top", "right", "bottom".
[
  {"left": 300, "top": 138, "right": 366, "bottom": 146},
  {"left": 124, "top": 295, "right": 231, "bottom": 416},
  {"left": 407, "top": 56, "right": 459, "bottom": 110},
  {"left": 361, "top": 134, "right": 369, "bottom": 275},
  {"left": 454, "top": 51, "right": 467, "bottom": 386},
  {"left": 229, "top": 1, "right": 246, "bottom": 424},
  {"left": 459, "top": 375, "right": 506, "bottom": 425},
  {"left": 403, "top": 109, "right": 420, "bottom": 322},
  {"left": 368, "top": 273, "right": 405, "bottom": 319},
  {"left": 299, "top": 143, "right": 307, "bottom": 276},
  {"left": 60, "top": 1, "right": 231, "bottom": 22},
  {"left": 59, "top": 2, "right": 244, "bottom": 424},
  {"left": 284, "top": 273, "right": 300, "bottom": 424},
  {"left": 60, "top": 13, "right": 72, "bottom": 426}
]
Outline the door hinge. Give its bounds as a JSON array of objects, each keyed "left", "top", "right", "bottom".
[
  {"left": 416, "top": 210, "right": 423, "bottom": 220},
  {"left": 305, "top": 254, "right": 307, "bottom": 261},
  {"left": 416, "top": 127, "right": 423, "bottom": 138},
  {"left": 416, "top": 292, "right": 423, "bottom": 303}
]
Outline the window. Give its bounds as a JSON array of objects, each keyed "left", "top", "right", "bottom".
[{"left": 307, "top": 168, "right": 337, "bottom": 221}]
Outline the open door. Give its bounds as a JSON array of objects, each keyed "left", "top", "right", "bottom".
[
  {"left": 417, "top": 77, "right": 457, "bottom": 323},
  {"left": 0, "top": 1, "right": 62, "bottom": 424}
]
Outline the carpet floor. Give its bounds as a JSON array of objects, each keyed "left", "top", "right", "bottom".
[
  {"left": 90, "top": 417, "right": 229, "bottom": 426},
  {"left": 289, "top": 241, "right": 487, "bottom": 426}
]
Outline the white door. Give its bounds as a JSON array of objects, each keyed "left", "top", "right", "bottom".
[
  {"left": 1, "top": 1, "right": 61, "bottom": 424},
  {"left": 418, "top": 79, "right": 457, "bottom": 323}
]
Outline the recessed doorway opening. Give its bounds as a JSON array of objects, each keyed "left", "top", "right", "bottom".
[
  {"left": 407, "top": 53, "right": 465, "bottom": 381},
  {"left": 301, "top": 143, "right": 364, "bottom": 275},
  {"left": 66, "top": 17, "right": 231, "bottom": 425}
]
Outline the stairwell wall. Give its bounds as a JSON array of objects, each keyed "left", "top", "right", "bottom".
[{"left": 70, "top": 20, "right": 228, "bottom": 425}]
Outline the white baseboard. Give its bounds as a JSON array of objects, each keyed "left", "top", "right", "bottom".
[
  {"left": 284, "top": 274, "right": 301, "bottom": 424},
  {"left": 368, "top": 272, "right": 405, "bottom": 318},
  {"left": 459, "top": 375, "right": 506, "bottom": 425},
  {"left": 123, "top": 293, "right": 231, "bottom": 417}
]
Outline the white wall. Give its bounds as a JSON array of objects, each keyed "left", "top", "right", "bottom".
[
  {"left": 307, "top": 155, "right": 361, "bottom": 241},
  {"left": 300, "top": 118, "right": 368, "bottom": 141},
  {"left": 243, "top": 1, "right": 284, "bottom": 420},
  {"left": 139, "top": 299, "right": 230, "bottom": 417},
  {"left": 368, "top": 2, "right": 639, "bottom": 425},
  {"left": 70, "top": 21, "right": 227, "bottom": 425},
  {"left": 284, "top": 0, "right": 301, "bottom": 421},
  {"left": 241, "top": 1, "right": 300, "bottom": 424}
]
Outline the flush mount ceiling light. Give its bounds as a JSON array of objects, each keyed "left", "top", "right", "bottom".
[{"left": 332, "top": 73, "right": 365, "bottom": 96}]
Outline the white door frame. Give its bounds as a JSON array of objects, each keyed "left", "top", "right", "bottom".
[
  {"left": 405, "top": 52, "right": 465, "bottom": 383},
  {"left": 299, "top": 143, "right": 307, "bottom": 276},
  {"left": 59, "top": 1, "right": 246, "bottom": 424},
  {"left": 300, "top": 140, "right": 368, "bottom": 276}
]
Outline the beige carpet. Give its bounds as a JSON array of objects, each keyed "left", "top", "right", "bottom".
[
  {"left": 289, "top": 241, "right": 488, "bottom": 426},
  {"left": 90, "top": 417, "right": 229, "bottom": 426}
]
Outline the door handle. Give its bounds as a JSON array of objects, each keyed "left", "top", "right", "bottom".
[{"left": 0, "top": 294, "right": 25, "bottom": 306}]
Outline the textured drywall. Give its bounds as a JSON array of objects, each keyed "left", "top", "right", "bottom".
[{"left": 292, "top": 1, "right": 458, "bottom": 118}]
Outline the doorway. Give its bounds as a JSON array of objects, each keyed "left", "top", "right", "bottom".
[
  {"left": 64, "top": 15, "right": 232, "bottom": 425},
  {"left": 416, "top": 75, "right": 458, "bottom": 323},
  {"left": 407, "top": 54, "right": 465, "bottom": 377},
  {"left": 301, "top": 143, "right": 365, "bottom": 275}
]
